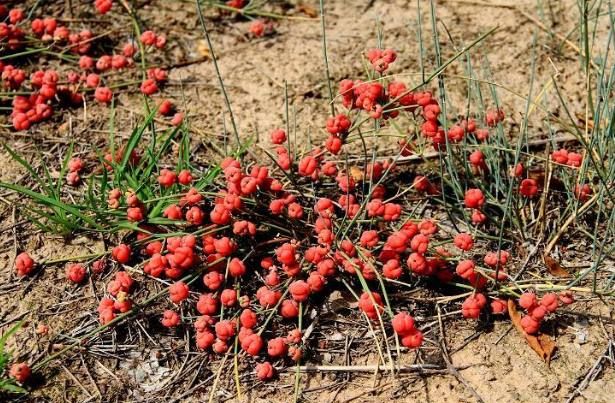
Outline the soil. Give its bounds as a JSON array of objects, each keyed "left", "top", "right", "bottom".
[{"left": 0, "top": 0, "right": 613, "bottom": 402}]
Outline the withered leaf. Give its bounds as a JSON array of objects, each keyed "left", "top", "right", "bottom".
[
  {"left": 508, "top": 300, "right": 557, "bottom": 365},
  {"left": 297, "top": 4, "right": 318, "bottom": 18},
  {"left": 544, "top": 255, "right": 570, "bottom": 277}
]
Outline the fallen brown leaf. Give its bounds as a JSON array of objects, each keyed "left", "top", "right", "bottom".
[
  {"left": 297, "top": 4, "right": 318, "bottom": 18},
  {"left": 349, "top": 166, "right": 364, "bottom": 181},
  {"left": 544, "top": 255, "right": 570, "bottom": 277},
  {"left": 508, "top": 300, "right": 556, "bottom": 364}
]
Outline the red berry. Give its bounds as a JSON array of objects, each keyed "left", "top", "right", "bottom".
[
  {"left": 112, "top": 244, "right": 131, "bottom": 264},
  {"left": 15, "top": 252, "right": 35, "bottom": 276},
  {"left": 464, "top": 188, "right": 485, "bottom": 209},
  {"left": 392, "top": 312, "right": 416, "bottom": 336},
  {"left": 66, "top": 263, "right": 86, "bottom": 284},
  {"left": 267, "top": 337, "right": 287, "bottom": 357},
  {"left": 255, "top": 362, "right": 274, "bottom": 381},
  {"left": 169, "top": 281, "right": 190, "bottom": 304},
  {"left": 162, "top": 310, "right": 180, "bottom": 327},
  {"left": 9, "top": 362, "right": 31, "bottom": 383},
  {"left": 519, "top": 292, "right": 537, "bottom": 310}
]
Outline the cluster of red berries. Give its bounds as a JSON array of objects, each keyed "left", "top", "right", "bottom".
[
  {"left": 461, "top": 293, "right": 508, "bottom": 319},
  {"left": 518, "top": 291, "right": 574, "bottom": 334},
  {"left": 335, "top": 49, "right": 501, "bottom": 155},
  {"left": 392, "top": 312, "right": 423, "bottom": 348},
  {"left": 98, "top": 269, "right": 135, "bottom": 325},
  {"left": 551, "top": 149, "right": 583, "bottom": 168},
  {"left": 10, "top": 36, "right": 589, "bottom": 384},
  {"left": 1, "top": 5, "right": 181, "bottom": 131},
  {"left": 366, "top": 48, "right": 397, "bottom": 73},
  {"left": 551, "top": 149, "right": 593, "bottom": 201}
]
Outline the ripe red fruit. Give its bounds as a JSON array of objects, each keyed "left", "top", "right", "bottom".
[
  {"left": 400, "top": 329, "right": 424, "bottom": 348},
  {"left": 382, "top": 259, "right": 402, "bottom": 279},
  {"left": 68, "top": 158, "right": 84, "bottom": 173},
  {"left": 455, "top": 260, "right": 475, "bottom": 280},
  {"left": 233, "top": 220, "right": 257, "bottom": 237},
  {"left": 559, "top": 291, "right": 574, "bottom": 305},
  {"left": 240, "top": 309, "right": 257, "bottom": 328},
  {"left": 155, "top": 35, "right": 167, "bottom": 49},
  {"left": 471, "top": 209, "right": 486, "bottom": 224},
  {"left": 287, "top": 202, "right": 304, "bottom": 219},
  {"left": 307, "top": 272, "right": 326, "bottom": 292},
  {"left": 197, "top": 293, "right": 218, "bottom": 315},
  {"left": 220, "top": 289, "right": 237, "bottom": 306},
  {"left": 484, "top": 250, "right": 510, "bottom": 267},
  {"left": 410, "top": 234, "right": 429, "bottom": 254},
  {"left": 289, "top": 280, "right": 310, "bottom": 302},
  {"left": 9, "top": 362, "right": 31, "bottom": 383},
  {"left": 163, "top": 204, "right": 182, "bottom": 220},
  {"left": 461, "top": 293, "right": 487, "bottom": 319},
  {"left": 326, "top": 114, "right": 351, "bottom": 135},
  {"left": 519, "top": 178, "right": 538, "bottom": 198},
  {"left": 214, "top": 320, "right": 236, "bottom": 341},
  {"left": 249, "top": 20, "right": 265, "bottom": 37},
  {"left": 567, "top": 152, "right": 582, "bottom": 167},
  {"left": 177, "top": 169, "right": 192, "bottom": 185},
  {"left": 464, "top": 188, "right": 485, "bottom": 209},
  {"left": 112, "top": 244, "right": 131, "bottom": 264},
  {"left": 171, "top": 112, "right": 184, "bottom": 126},
  {"left": 158, "top": 168, "right": 177, "bottom": 187},
  {"left": 241, "top": 333, "right": 264, "bottom": 355},
  {"left": 185, "top": 206, "right": 204, "bottom": 225},
  {"left": 162, "top": 310, "right": 180, "bottom": 327},
  {"left": 212, "top": 339, "right": 228, "bottom": 354},
  {"left": 169, "top": 281, "right": 189, "bottom": 304},
  {"left": 267, "top": 337, "right": 288, "bottom": 357},
  {"left": 520, "top": 315, "right": 540, "bottom": 334},
  {"left": 454, "top": 233, "right": 474, "bottom": 251},
  {"left": 210, "top": 204, "right": 231, "bottom": 225},
  {"left": 15, "top": 252, "right": 35, "bottom": 276},
  {"left": 551, "top": 149, "right": 569, "bottom": 164},
  {"left": 140, "top": 30, "right": 156, "bottom": 46},
  {"left": 95, "top": 0, "right": 113, "bottom": 14},
  {"left": 325, "top": 135, "right": 343, "bottom": 154},
  {"left": 79, "top": 56, "right": 94, "bottom": 70},
  {"left": 358, "top": 292, "right": 384, "bottom": 320},
  {"left": 574, "top": 184, "right": 592, "bottom": 202},
  {"left": 127, "top": 207, "right": 144, "bottom": 221},
  {"left": 270, "top": 128, "right": 286, "bottom": 144},
  {"left": 407, "top": 253, "right": 428, "bottom": 275},
  {"left": 229, "top": 258, "right": 246, "bottom": 277},
  {"left": 280, "top": 299, "right": 299, "bottom": 318},
  {"left": 485, "top": 108, "right": 504, "bottom": 127},
  {"left": 107, "top": 272, "right": 133, "bottom": 296},
  {"left": 196, "top": 330, "right": 215, "bottom": 350},
  {"left": 519, "top": 292, "right": 537, "bottom": 310},
  {"left": 529, "top": 305, "right": 547, "bottom": 321},
  {"left": 158, "top": 99, "right": 174, "bottom": 116},
  {"left": 392, "top": 312, "right": 416, "bottom": 335},
  {"left": 255, "top": 362, "right": 274, "bottom": 381},
  {"left": 8, "top": 9, "right": 24, "bottom": 24},
  {"left": 281, "top": 330, "right": 300, "bottom": 347},
  {"left": 140, "top": 78, "right": 158, "bottom": 95},
  {"left": 540, "top": 293, "right": 558, "bottom": 312},
  {"left": 490, "top": 299, "right": 508, "bottom": 314},
  {"left": 94, "top": 87, "right": 113, "bottom": 103},
  {"left": 360, "top": 230, "right": 379, "bottom": 247},
  {"left": 214, "top": 237, "right": 236, "bottom": 257},
  {"left": 66, "top": 264, "right": 86, "bottom": 284}
]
